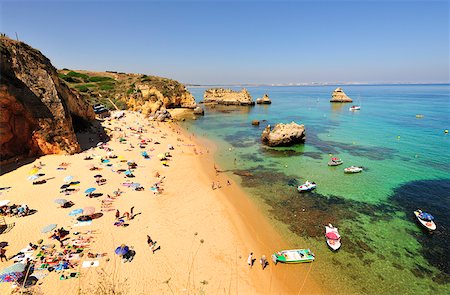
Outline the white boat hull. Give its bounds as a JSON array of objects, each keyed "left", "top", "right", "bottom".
[
  {"left": 414, "top": 210, "right": 436, "bottom": 231},
  {"left": 325, "top": 224, "right": 341, "bottom": 251}
]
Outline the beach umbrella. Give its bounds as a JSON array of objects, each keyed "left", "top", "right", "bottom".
[
  {"left": 0, "top": 242, "right": 8, "bottom": 248},
  {"left": 0, "top": 263, "right": 25, "bottom": 282},
  {"left": 54, "top": 199, "right": 68, "bottom": 205},
  {"left": 130, "top": 183, "right": 141, "bottom": 188},
  {"left": 124, "top": 170, "right": 133, "bottom": 176},
  {"left": 64, "top": 176, "right": 73, "bottom": 183},
  {"left": 28, "top": 168, "right": 39, "bottom": 175},
  {"left": 326, "top": 232, "right": 340, "bottom": 240},
  {"left": 84, "top": 188, "right": 96, "bottom": 194},
  {"left": 69, "top": 208, "right": 83, "bottom": 216},
  {"left": 27, "top": 174, "right": 40, "bottom": 181},
  {"left": 41, "top": 224, "right": 57, "bottom": 233},
  {"left": 94, "top": 174, "right": 102, "bottom": 178},
  {"left": 0, "top": 200, "right": 10, "bottom": 207},
  {"left": 82, "top": 207, "right": 95, "bottom": 216},
  {"left": 115, "top": 245, "right": 129, "bottom": 256},
  {"left": 157, "top": 154, "right": 165, "bottom": 159},
  {"left": 70, "top": 181, "right": 80, "bottom": 186},
  {"left": 97, "top": 142, "right": 104, "bottom": 147}
]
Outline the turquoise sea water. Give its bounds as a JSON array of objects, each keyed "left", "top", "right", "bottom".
[{"left": 183, "top": 85, "right": 450, "bottom": 294}]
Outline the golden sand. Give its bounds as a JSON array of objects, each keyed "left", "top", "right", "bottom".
[{"left": 0, "top": 111, "right": 322, "bottom": 294}]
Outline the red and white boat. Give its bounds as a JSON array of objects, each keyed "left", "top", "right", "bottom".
[{"left": 325, "top": 224, "right": 341, "bottom": 251}]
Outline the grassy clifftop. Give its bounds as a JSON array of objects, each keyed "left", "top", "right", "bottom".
[{"left": 58, "top": 69, "right": 195, "bottom": 113}]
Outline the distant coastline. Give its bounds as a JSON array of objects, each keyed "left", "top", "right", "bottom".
[{"left": 186, "top": 82, "right": 450, "bottom": 88}]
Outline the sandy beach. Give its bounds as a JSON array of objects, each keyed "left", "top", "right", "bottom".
[{"left": 0, "top": 111, "right": 323, "bottom": 294}]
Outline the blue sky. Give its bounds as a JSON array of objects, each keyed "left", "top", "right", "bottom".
[{"left": 1, "top": 0, "right": 449, "bottom": 84}]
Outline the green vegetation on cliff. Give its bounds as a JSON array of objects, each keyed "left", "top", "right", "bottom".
[{"left": 58, "top": 69, "right": 195, "bottom": 113}]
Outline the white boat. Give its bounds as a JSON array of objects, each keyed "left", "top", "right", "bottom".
[
  {"left": 271, "top": 249, "right": 315, "bottom": 264},
  {"left": 414, "top": 209, "right": 436, "bottom": 231},
  {"left": 297, "top": 181, "right": 316, "bottom": 192},
  {"left": 349, "top": 105, "right": 361, "bottom": 111},
  {"left": 325, "top": 224, "right": 341, "bottom": 251},
  {"left": 328, "top": 157, "right": 343, "bottom": 166},
  {"left": 344, "top": 166, "right": 363, "bottom": 173}
]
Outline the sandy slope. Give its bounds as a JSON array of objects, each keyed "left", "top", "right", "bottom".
[{"left": 0, "top": 111, "right": 322, "bottom": 294}]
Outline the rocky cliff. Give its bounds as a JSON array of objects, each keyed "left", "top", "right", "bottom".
[
  {"left": 261, "top": 122, "right": 305, "bottom": 147},
  {"left": 0, "top": 37, "right": 95, "bottom": 161},
  {"left": 330, "top": 87, "right": 353, "bottom": 103},
  {"left": 58, "top": 69, "right": 196, "bottom": 117},
  {"left": 203, "top": 88, "right": 254, "bottom": 105}
]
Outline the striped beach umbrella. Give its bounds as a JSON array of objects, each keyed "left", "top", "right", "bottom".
[{"left": 41, "top": 224, "right": 57, "bottom": 233}]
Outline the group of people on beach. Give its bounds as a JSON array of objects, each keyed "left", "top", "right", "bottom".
[
  {"left": 0, "top": 203, "right": 31, "bottom": 217},
  {"left": 247, "top": 252, "right": 268, "bottom": 270}
]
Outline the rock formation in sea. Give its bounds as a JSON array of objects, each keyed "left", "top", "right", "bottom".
[
  {"left": 261, "top": 122, "right": 306, "bottom": 147},
  {"left": 251, "top": 120, "right": 260, "bottom": 126},
  {"left": 256, "top": 94, "right": 272, "bottom": 104},
  {"left": 330, "top": 87, "right": 353, "bottom": 102},
  {"left": 193, "top": 106, "right": 204, "bottom": 115},
  {"left": 202, "top": 88, "right": 254, "bottom": 106},
  {"left": 0, "top": 37, "right": 95, "bottom": 161}
]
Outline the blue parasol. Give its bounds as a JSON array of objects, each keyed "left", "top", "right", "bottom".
[
  {"left": 27, "top": 174, "right": 40, "bottom": 181},
  {"left": 115, "top": 245, "right": 129, "bottom": 256},
  {"left": 64, "top": 176, "right": 73, "bottom": 183},
  {"left": 84, "top": 188, "right": 96, "bottom": 194},
  {"left": 130, "top": 183, "right": 141, "bottom": 188},
  {"left": 41, "top": 224, "right": 57, "bottom": 233},
  {"left": 69, "top": 208, "right": 83, "bottom": 216},
  {"left": 124, "top": 170, "right": 133, "bottom": 176}
]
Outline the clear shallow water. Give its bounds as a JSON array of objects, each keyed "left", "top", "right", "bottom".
[{"left": 183, "top": 85, "right": 450, "bottom": 294}]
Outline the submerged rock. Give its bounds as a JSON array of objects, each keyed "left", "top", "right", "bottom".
[
  {"left": 202, "top": 88, "right": 254, "bottom": 106},
  {"left": 261, "top": 122, "right": 305, "bottom": 147},
  {"left": 330, "top": 87, "right": 353, "bottom": 103},
  {"left": 251, "top": 120, "right": 260, "bottom": 126},
  {"left": 256, "top": 94, "right": 272, "bottom": 104}
]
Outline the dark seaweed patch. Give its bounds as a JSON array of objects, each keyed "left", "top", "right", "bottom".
[{"left": 390, "top": 179, "right": 450, "bottom": 276}]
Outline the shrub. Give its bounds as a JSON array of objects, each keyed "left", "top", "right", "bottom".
[
  {"left": 89, "top": 76, "right": 114, "bottom": 82},
  {"left": 75, "top": 85, "right": 89, "bottom": 92}
]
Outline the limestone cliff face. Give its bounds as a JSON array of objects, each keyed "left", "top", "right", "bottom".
[
  {"left": 330, "top": 87, "right": 353, "bottom": 103},
  {"left": 0, "top": 37, "right": 95, "bottom": 161},
  {"left": 203, "top": 88, "right": 254, "bottom": 105}
]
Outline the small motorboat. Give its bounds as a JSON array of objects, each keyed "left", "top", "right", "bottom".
[
  {"left": 325, "top": 224, "right": 341, "bottom": 251},
  {"left": 271, "top": 249, "right": 315, "bottom": 264},
  {"left": 297, "top": 181, "right": 316, "bottom": 192},
  {"left": 414, "top": 209, "right": 436, "bottom": 231},
  {"left": 344, "top": 166, "right": 363, "bottom": 173},
  {"left": 328, "top": 157, "right": 343, "bottom": 166},
  {"left": 349, "top": 105, "right": 361, "bottom": 111}
]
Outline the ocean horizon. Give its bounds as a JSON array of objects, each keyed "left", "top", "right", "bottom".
[{"left": 184, "top": 84, "right": 450, "bottom": 294}]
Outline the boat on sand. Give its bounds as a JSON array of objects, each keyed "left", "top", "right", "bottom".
[
  {"left": 344, "top": 166, "right": 363, "bottom": 173},
  {"left": 325, "top": 224, "right": 341, "bottom": 251},
  {"left": 414, "top": 209, "right": 436, "bottom": 231},
  {"left": 271, "top": 249, "right": 315, "bottom": 264},
  {"left": 297, "top": 181, "right": 316, "bottom": 192}
]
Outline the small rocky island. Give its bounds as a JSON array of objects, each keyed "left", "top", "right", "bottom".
[
  {"left": 330, "top": 87, "right": 353, "bottom": 103},
  {"left": 256, "top": 94, "right": 272, "bottom": 104},
  {"left": 203, "top": 88, "right": 254, "bottom": 106},
  {"left": 261, "top": 122, "right": 305, "bottom": 147}
]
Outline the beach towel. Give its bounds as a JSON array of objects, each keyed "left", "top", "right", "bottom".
[
  {"left": 82, "top": 260, "right": 99, "bottom": 268},
  {"left": 74, "top": 221, "right": 92, "bottom": 227}
]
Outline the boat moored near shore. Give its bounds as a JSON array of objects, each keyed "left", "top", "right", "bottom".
[
  {"left": 414, "top": 209, "right": 436, "bottom": 231},
  {"left": 272, "top": 249, "right": 315, "bottom": 264}
]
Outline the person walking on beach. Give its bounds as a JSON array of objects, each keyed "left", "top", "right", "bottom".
[
  {"left": 0, "top": 247, "right": 7, "bottom": 262},
  {"left": 147, "top": 235, "right": 158, "bottom": 254},
  {"left": 115, "top": 209, "right": 120, "bottom": 220},
  {"left": 260, "top": 255, "right": 268, "bottom": 270},
  {"left": 247, "top": 252, "right": 253, "bottom": 268},
  {"left": 130, "top": 206, "right": 135, "bottom": 219}
]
